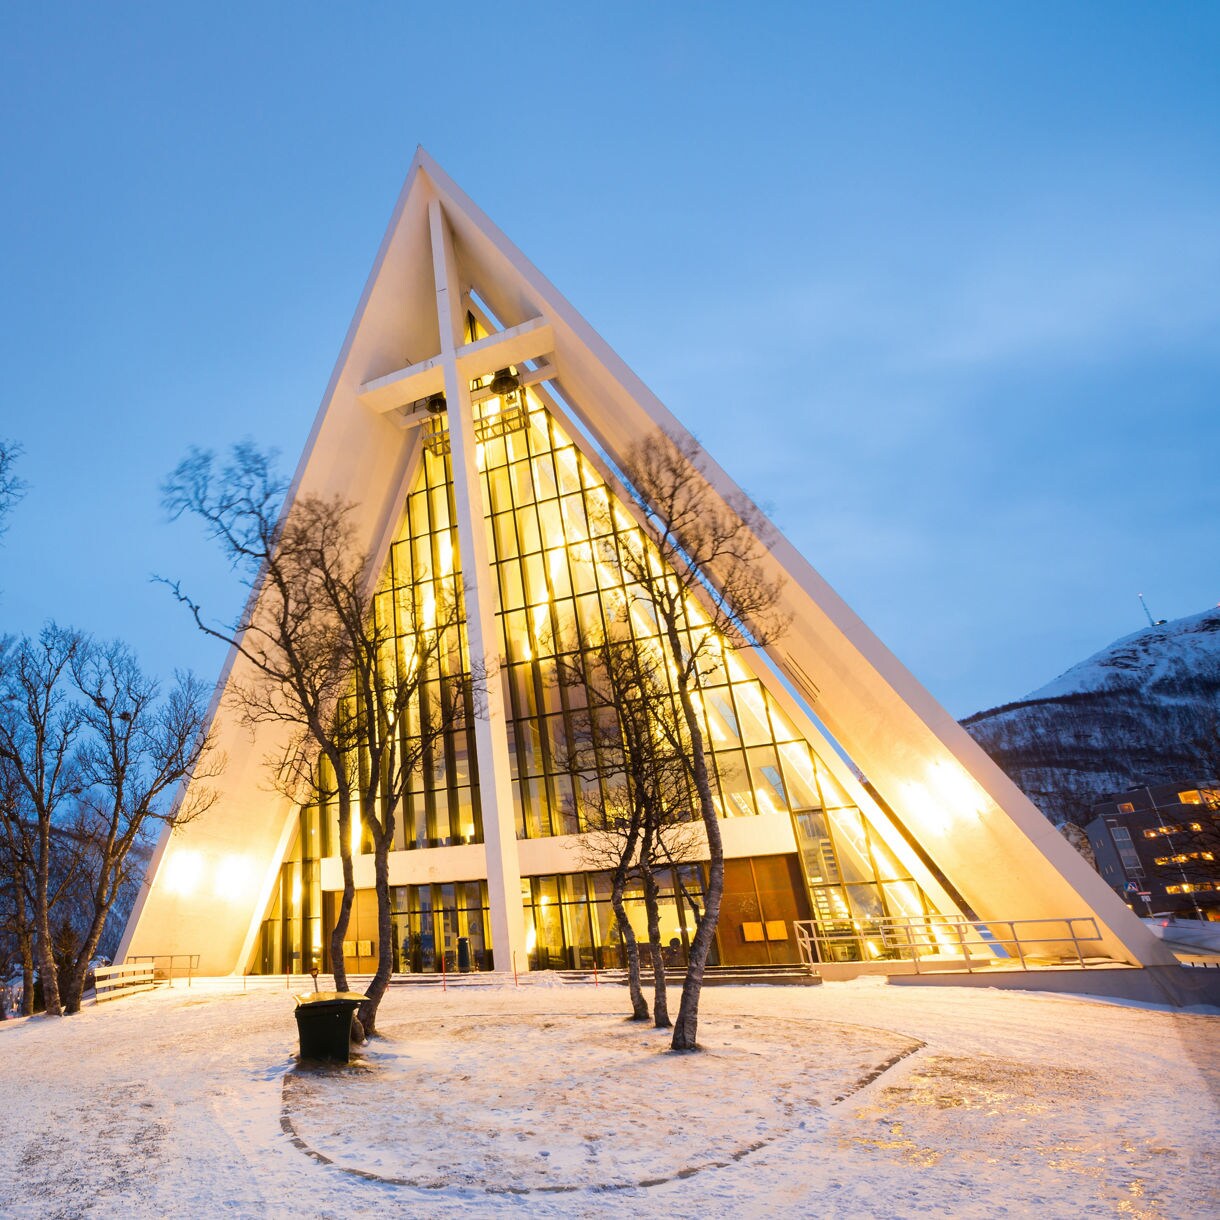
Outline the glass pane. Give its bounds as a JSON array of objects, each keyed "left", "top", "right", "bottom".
[
  {"left": 817, "top": 762, "right": 854, "bottom": 809},
  {"left": 882, "top": 880, "right": 925, "bottom": 919},
  {"left": 714, "top": 750, "right": 755, "bottom": 817},
  {"left": 778, "top": 741, "right": 820, "bottom": 810},
  {"left": 846, "top": 883, "right": 885, "bottom": 922},
  {"left": 733, "top": 682, "right": 773, "bottom": 747},
  {"left": 868, "top": 830, "right": 908, "bottom": 881},
  {"left": 828, "top": 808, "right": 874, "bottom": 884}
]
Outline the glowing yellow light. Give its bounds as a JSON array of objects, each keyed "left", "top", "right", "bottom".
[
  {"left": 539, "top": 895, "right": 550, "bottom": 907},
  {"left": 163, "top": 849, "right": 203, "bottom": 897},
  {"left": 532, "top": 603, "right": 549, "bottom": 643},
  {"left": 754, "top": 788, "right": 780, "bottom": 817},
  {"left": 212, "top": 854, "right": 253, "bottom": 901},
  {"left": 292, "top": 879, "right": 303, "bottom": 908},
  {"left": 525, "top": 924, "right": 537, "bottom": 953},
  {"left": 437, "top": 535, "right": 453, "bottom": 576},
  {"left": 349, "top": 819, "right": 362, "bottom": 855},
  {"left": 902, "top": 760, "right": 986, "bottom": 836},
  {"left": 928, "top": 759, "right": 986, "bottom": 815}
]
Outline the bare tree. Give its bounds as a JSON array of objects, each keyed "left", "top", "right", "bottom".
[
  {"left": 0, "top": 627, "right": 87, "bottom": 1015},
  {"left": 566, "top": 625, "right": 702, "bottom": 1029},
  {"left": 0, "top": 439, "right": 23, "bottom": 541},
  {"left": 0, "top": 755, "right": 36, "bottom": 1014},
  {"left": 607, "top": 430, "right": 787, "bottom": 1051},
  {"left": 0, "top": 629, "right": 216, "bottom": 1016},
  {"left": 163, "top": 445, "right": 469, "bottom": 1036},
  {"left": 58, "top": 643, "right": 216, "bottom": 1012}
]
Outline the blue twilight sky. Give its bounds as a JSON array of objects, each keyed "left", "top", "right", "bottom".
[{"left": 1, "top": 3, "right": 1218, "bottom": 719}]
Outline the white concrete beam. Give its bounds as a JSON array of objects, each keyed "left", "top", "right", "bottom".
[
  {"left": 454, "top": 315, "right": 553, "bottom": 380},
  {"left": 359, "top": 355, "right": 447, "bottom": 414},
  {"left": 428, "top": 198, "right": 529, "bottom": 975},
  {"left": 360, "top": 317, "right": 553, "bottom": 420}
]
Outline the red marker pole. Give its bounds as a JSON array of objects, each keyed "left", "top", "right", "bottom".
[
  {"left": 512, "top": 950, "right": 519, "bottom": 988},
  {"left": 441, "top": 947, "right": 447, "bottom": 992},
  {"left": 593, "top": 958, "right": 599, "bottom": 988}
]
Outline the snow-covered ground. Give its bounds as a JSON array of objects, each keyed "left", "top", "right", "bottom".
[{"left": 0, "top": 977, "right": 1216, "bottom": 1218}]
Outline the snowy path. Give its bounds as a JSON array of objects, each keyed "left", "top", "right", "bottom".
[{"left": 0, "top": 979, "right": 1215, "bottom": 1218}]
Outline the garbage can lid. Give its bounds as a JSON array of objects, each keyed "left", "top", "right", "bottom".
[{"left": 294, "top": 991, "right": 365, "bottom": 1006}]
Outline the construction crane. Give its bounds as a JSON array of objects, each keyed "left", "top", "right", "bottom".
[{"left": 1138, "top": 593, "right": 1167, "bottom": 627}]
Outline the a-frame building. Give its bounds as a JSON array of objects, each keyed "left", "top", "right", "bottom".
[{"left": 120, "top": 150, "right": 1172, "bottom": 978}]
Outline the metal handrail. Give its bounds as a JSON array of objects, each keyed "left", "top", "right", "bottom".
[
  {"left": 127, "top": 953, "right": 200, "bottom": 986},
  {"left": 793, "top": 915, "right": 1106, "bottom": 973}
]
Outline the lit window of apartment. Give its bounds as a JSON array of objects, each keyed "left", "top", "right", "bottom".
[
  {"left": 1178, "top": 790, "right": 1203, "bottom": 805},
  {"left": 1118, "top": 802, "right": 1135, "bottom": 813},
  {"left": 1144, "top": 825, "right": 1184, "bottom": 839}
]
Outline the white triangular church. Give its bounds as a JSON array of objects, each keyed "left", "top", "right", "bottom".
[{"left": 121, "top": 150, "right": 1171, "bottom": 978}]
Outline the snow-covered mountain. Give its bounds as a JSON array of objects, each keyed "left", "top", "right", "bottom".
[{"left": 962, "top": 607, "right": 1220, "bottom": 825}]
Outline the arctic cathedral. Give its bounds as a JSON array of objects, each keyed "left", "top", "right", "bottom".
[{"left": 120, "top": 151, "right": 1170, "bottom": 980}]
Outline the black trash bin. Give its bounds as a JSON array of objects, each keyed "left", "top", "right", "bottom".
[{"left": 294, "top": 991, "right": 365, "bottom": 1063}]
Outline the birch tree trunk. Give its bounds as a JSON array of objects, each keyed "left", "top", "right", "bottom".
[
  {"left": 357, "top": 825, "right": 394, "bottom": 1038},
  {"left": 610, "top": 877, "right": 649, "bottom": 1021},
  {"left": 668, "top": 639, "right": 722, "bottom": 1051},
  {"left": 329, "top": 796, "right": 356, "bottom": 993},
  {"left": 642, "top": 862, "right": 670, "bottom": 1029}
]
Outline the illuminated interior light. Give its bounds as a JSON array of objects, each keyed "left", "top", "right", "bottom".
[
  {"left": 525, "top": 924, "right": 537, "bottom": 953},
  {"left": 292, "top": 878, "right": 303, "bottom": 907},
  {"left": 754, "top": 788, "right": 780, "bottom": 817},
  {"left": 163, "top": 849, "right": 204, "bottom": 897}
]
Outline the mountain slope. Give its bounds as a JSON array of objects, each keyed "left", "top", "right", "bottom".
[{"left": 962, "top": 607, "right": 1220, "bottom": 825}]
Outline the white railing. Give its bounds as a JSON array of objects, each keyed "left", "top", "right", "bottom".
[
  {"left": 126, "top": 954, "right": 200, "bottom": 985},
  {"left": 94, "top": 962, "right": 157, "bottom": 1002},
  {"left": 793, "top": 914, "right": 1107, "bottom": 973}
]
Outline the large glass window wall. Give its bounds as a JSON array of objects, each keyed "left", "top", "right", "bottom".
[
  {"left": 388, "top": 880, "right": 493, "bottom": 973},
  {"left": 254, "top": 809, "right": 323, "bottom": 974},
  {"left": 522, "top": 865, "right": 708, "bottom": 972},
  {"left": 262, "top": 373, "right": 946, "bottom": 972},
  {"left": 308, "top": 443, "right": 483, "bottom": 857}
]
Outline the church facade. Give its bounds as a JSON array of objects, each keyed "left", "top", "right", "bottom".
[{"left": 120, "top": 151, "right": 1170, "bottom": 978}]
